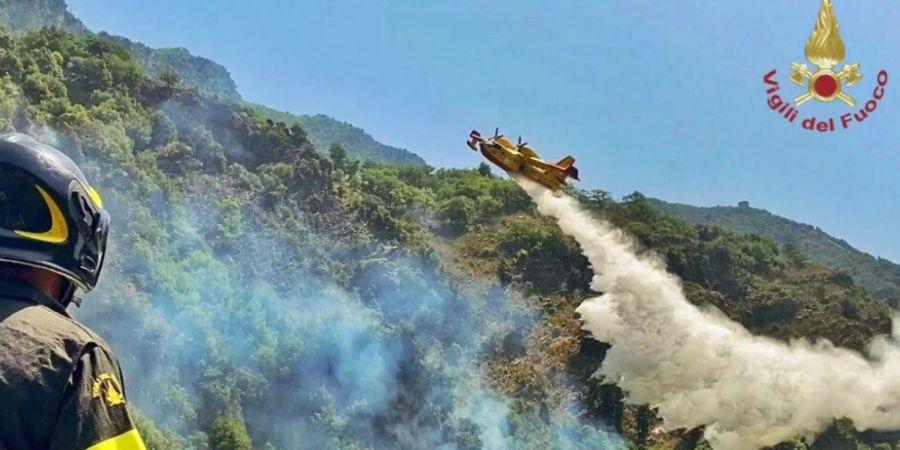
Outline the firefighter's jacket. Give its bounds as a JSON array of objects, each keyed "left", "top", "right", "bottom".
[{"left": 0, "top": 277, "right": 146, "bottom": 450}]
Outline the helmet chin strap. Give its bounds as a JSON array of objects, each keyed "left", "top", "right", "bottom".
[{"left": 59, "top": 280, "right": 80, "bottom": 308}]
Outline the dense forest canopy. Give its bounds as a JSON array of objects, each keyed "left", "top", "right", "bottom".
[{"left": 0, "top": 12, "right": 896, "bottom": 450}]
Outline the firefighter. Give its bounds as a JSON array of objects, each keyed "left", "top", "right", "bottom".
[{"left": 0, "top": 133, "right": 146, "bottom": 450}]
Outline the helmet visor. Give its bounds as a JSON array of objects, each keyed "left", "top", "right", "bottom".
[{"left": 0, "top": 171, "right": 53, "bottom": 236}]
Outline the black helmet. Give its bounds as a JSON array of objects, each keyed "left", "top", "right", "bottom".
[{"left": 0, "top": 133, "right": 110, "bottom": 295}]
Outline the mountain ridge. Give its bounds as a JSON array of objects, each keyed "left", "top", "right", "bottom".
[
  {"left": 247, "top": 103, "right": 427, "bottom": 166},
  {"left": 0, "top": 0, "right": 427, "bottom": 166},
  {"left": 0, "top": 0, "right": 86, "bottom": 34},
  {"left": 649, "top": 198, "right": 900, "bottom": 300},
  {"left": 100, "top": 32, "right": 241, "bottom": 100}
]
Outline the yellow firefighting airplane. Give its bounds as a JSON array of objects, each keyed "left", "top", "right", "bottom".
[{"left": 467, "top": 129, "right": 579, "bottom": 191}]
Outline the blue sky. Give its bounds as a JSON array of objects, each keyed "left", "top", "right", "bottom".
[{"left": 67, "top": 1, "right": 900, "bottom": 261}]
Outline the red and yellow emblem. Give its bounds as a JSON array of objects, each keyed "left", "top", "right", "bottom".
[{"left": 788, "top": 0, "right": 862, "bottom": 106}]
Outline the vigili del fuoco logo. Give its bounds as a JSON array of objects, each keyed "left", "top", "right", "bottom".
[{"left": 763, "top": 0, "right": 887, "bottom": 132}]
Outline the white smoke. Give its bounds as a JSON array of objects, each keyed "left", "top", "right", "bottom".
[{"left": 516, "top": 176, "right": 900, "bottom": 450}]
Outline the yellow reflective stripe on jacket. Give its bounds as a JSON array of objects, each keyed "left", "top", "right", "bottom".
[{"left": 86, "top": 429, "right": 147, "bottom": 450}]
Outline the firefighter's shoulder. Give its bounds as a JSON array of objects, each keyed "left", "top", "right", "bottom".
[
  {"left": 0, "top": 297, "right": 119, "bottom": 448},
  {"left": 0, "top": 297, "right": 112, "bottom": 353},
  {"left": 0, "top": 298, "right": 111, "bottom": 402}
]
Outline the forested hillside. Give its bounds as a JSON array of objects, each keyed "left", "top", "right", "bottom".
[
  {"left": 0, "top": 0, "right": 421, "bottom": 164},
  {"left": 102, "top": 33, "right": 240, "bottom": 100},
  {"left": 0, "top": 0, "right": 239, "bottom": 99},
  {"left": 248, "top": 103, "right": 427, "bottom": 166},
  {"left": 0, "top": 14, "right": 897, "bottom": 450},
  {"left": 650, "top": 199, "right": 900, "bottom": 301}
]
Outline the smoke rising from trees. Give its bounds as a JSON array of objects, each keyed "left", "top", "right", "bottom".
[{"left": 518, "top": 176, "right": 900, "bottom": 450}]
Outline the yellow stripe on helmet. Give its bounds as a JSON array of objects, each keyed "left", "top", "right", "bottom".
[
  {"left": 87, "top": 186, "right": 103, "bottom": 209},
  {"left": 13, "top": 185, "right": 69, "bottom": 244}
]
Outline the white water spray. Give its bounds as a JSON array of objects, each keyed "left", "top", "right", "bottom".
[{"left": 517, "top": 176, "right": 900, "bottom": 450}]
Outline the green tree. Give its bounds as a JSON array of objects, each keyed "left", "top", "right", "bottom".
[
  {"left": 328, "top": 142, "right": 348, "bottom": 169},
  {"left": 159, "top": 68, "right": 181, "bottom": 88},
  {"left": 150, "top": 111, "right": 177, "bottom": 148},
  {"left": 784, "top": 243, "right": 808, "bottom": 265},
  {"left": 65, "top": 56, "right": 113, "bottom": 104},
  {"left": 210, "top": 414, "right": 252, "bottom": 450},
  {"left": 437, "top": 196, "right": 476, "bottom": 227},
  {"left": 477, "top": 162, "right": 491, "bottom": 177},
  {"left": 133, "top": 411, "right": 190, "bottom": 450}
]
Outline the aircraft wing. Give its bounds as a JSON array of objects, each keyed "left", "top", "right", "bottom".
[
  {"left": 495, "top": 136, "right": 516, "bottom": 149},
  {"left": 519, "top": 146, "right": 539, "bottom": 159}
]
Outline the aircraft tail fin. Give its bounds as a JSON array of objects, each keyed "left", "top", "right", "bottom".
[
  {"left": 557, "top": 156, "right": 579, "bottom": 180},
  {"left": 556, "top": 156, "right": 575, "bottom": 169}
]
